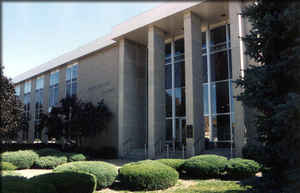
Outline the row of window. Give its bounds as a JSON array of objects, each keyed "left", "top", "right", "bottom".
[{"left": 15, "top": 64, "right": 78, "bottom": 140}]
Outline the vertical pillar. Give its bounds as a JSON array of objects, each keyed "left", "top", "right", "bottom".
[
  {"left": 184, "top": 11, "right": 204, "bottom": 156},
  {"left": 229, "top": 0, "right": 248, "bottom": 156},
  {"left": 147, "top": 25, "right": 165, "bottom": 159},
  {"left": 118, "top": 38, "right": 139, "bottom": 157}
]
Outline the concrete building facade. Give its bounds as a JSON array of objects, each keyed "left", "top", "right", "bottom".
[{"left": 12, "top": 1, "right": 254, "bottom": 158}]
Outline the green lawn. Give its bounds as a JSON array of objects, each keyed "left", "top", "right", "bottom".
[{"left": 97, "top": 179, "right": 253, "bottom": 193}]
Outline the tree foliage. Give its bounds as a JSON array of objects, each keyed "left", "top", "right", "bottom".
[
  {"left": 0, "top": 69, "right": 27, "bottom": 141},
  {"left": 40, "top": 96, "right": 112, "bottom": 144},
  {"left": 236, "top": 0, "right": 300, "bottom": 190}
]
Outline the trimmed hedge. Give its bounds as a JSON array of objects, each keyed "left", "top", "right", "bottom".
[
  {"left": 225, "top": 158, "right": 261, "bottom": 179},
  {"left": 67, "top": 153, "right": 87, "bottom": 162},
  {"left": 156, "top": 159, "right": 185, "bottom": 171},
  {"left": 1, "top": 174, "right": 56, "bottom": 193},
  {"left": 1, "top": 161, "right": 17, "bottom": 171},
  {"left": 29, "top": 171, "right": 96, "bottom": 193},
  {"left": 1, "top": 150, "right": 39, "bottom": 169},
  {"left": 53, "top": 161, "right": 118, "bottom": 189},
  {"left": 34, "top": 156, "right": 68, "bottom": 169},
  {"left": 180, "top": 158, "right": 219, "bottom": 179},
  {"left": 188, "top": 154, "right": 228, "bottom": 173},
  {"left": 119, "top": 160, "right": 179, "bottom": 190}
]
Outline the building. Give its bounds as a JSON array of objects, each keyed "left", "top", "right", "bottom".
[{"left": 12, "top": 1, "right": 254, "bottom": 159}]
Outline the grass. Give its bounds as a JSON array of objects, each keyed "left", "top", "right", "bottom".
[{"left": 97, "top": 179, "right": 253, "bottom": 193}]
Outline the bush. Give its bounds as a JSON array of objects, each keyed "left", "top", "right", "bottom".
[
  {"left": 1, "top": 174, "right": 56, "bottom": 193},
  {"left": 180, "top": 158, "right": 219, "bottom": 179},
  {"left": 156, "top": 159, "right": 185, "bottom": 171},
  {"left": 34, "top": 156, "right": 68, "bottom": 169},
  {"left": 1, "top": 150, "right": 39, "bottom": 169},
  {"left": 119, "top": 160, "right": 179, "bottom": 190},
  {"left": 67, "top": 153, "right": 87, "bottom": 162},
  {"left": 242, "top": 143, "right": 265, "bottom": 163},
  {"left": 1, "top": 161, "right": 17, "bottom": 170},
  {"left": 53, "top": 161, "right": 118, "bottom": 189},
  {"left": 225, "top": 158, "right": 261, "bottom": 179},
  {"left": 29, "top": 171, "right": 96, "bottom": 193},
  {"left": 188, "top": 155, "right": 228, "bottom": 174}
]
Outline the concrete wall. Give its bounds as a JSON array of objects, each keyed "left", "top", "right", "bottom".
[
  {"left": 118, "top": 39, "right": 147, "bottom": 157},
  {"left": 77, "top": 45, "right": 119, "bottom": 150}
]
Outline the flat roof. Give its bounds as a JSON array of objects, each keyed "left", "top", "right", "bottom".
[{"left": 12, "top": 1, "right": 203, "bottom": 84}]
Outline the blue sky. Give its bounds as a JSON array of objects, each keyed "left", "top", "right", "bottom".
[{"left": 3, "top": 2, "right": 161, "bottom": 78}]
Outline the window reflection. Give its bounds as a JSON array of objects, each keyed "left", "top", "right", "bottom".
[
  {"left": 211, "top": 81, "right": 230, "bottom": 114},
  {"left": 175, "top": 61, "right": 185, "bottom": 87},
  {"left": 166, "top": 90, "right": 172, "bottom": 117},
  {"left": 210, "top": 51, "right": 229, "bottom": 82},
  {"left": 175, "top": 88, "right": 185, "bottom": 116},
  {"left": 212, "top": 115, "right": 231, "bottom": 141}
]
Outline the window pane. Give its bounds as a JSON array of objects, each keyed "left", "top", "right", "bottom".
[
  {"left": 204, "top": 116, "right": 210, "bottom": 138},
  {"left": 211, "top": 81, "right": 230, "bottom": 114},
  {"left": 66, "top": 68, "right": 72, "bottom": 81},
  {"left": 166, "top": 119, "right": 172, "bottom": 141},
  {"left": 166, "top": 90, "right": 172, "bottom": 117},
  {"left": 72, "top": 65, "right": 78, "bottom": 79},
  {"left": 210, "top": 51, "right": 229, "bottom": 81},
  {"left": 210, "top": 25, "right": 226, "bottom": 46},
  {"left": 175, "top": 88, "right": 185, "bottom": 116},
  {"left": 165, "top": 65, "right": 172, "bottom": 89},
  {"left": 66, "top": 83, "right": 71, "bottom": 97},
  {"left": 203, "top": 84, "right": 209, "bottom": 115},
  {"left": 212, "top": 115, "right": 231, "bottom": 141},
  {"left": 174, "top": 39, "right": 184, "bottom": 61},
  {"left": 175, "top": 61, "right": 185, "bottom": 87},
  {"left": 72, "top": 82, "right": 77, "bottom": 96},
  {"left": 202, "top": 55, "right": 208, "bottom": 82},
  {"left": 202, "top": 32, "right": 206, "bottom": 50},
  {"left": 165, "top": 43, "right": 171, "bottom": 64}
]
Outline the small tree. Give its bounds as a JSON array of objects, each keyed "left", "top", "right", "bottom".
[
  {"left": 236, "top": 0, "right": 300, "bottom": 191},
  {"left": 40, "top": 96, "right": 112, "bottom": 146},
  {"left": 0, "top": 69, "right": 26, "bottom": 142}
]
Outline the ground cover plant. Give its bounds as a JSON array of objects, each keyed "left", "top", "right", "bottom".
[
  {"left": 225, "top": 158, "right": 261, "bottom": 180},
  {"left": 53, "top": 161, "right": 118, "bottom": 189},
  {"left": 0, "top": 161, "right": 17, "bottom": 171},
  {"left": 1, "top": 150, "right": 39, "bottom": 169},
  {"left": 119, "top": 160, "right": 179, "bottom": 191}
]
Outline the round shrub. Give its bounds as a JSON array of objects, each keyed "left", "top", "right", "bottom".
[
  {"left": 1, "top": 161, "right": 17, "bottom": 171},
  {"left": 1, "top": 150, "right": 39, "bottom": 169},
  {"left": 180, "top": 158, "right": 219, "bottom": 179},
  {"left": 156, "top": 159, "right": 185, "bottom": 171},
  {"left": 67, "top": 153, "right": 87, "bottom": 162},
  {"left": 225, "top": 158, "right": 261, "bottom": 179},
  {"left": 188, "top": 154, "right": 228, "bottom": 173},
  {"left": 30, "top": 171, "right": 96, "bottom": 193},
  {"left": 119, "top": 160, "right": 179, "bottom": 190},
  {"left": 34, "top": 156, "right": 68, "bottom": 169},
  {"left": 53, "top": 161, "right": 118, "bottom": 189}
]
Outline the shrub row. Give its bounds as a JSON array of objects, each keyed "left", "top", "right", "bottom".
[
  {"left": 1, "top": 148, "right": 87, "bottom": 169},
  {"left": 0, "top": 161, "right": 17, "bottom": 171},
  {"left": 119, "top": 160, "right": 179, "bottom": 191},
  {"left": 53, "top": 161, "right": 118, "bottom": 189},
  {"left": 157, "top": 155, "right": 261, "bottom": 180},
  {"left": 1, "top": 171, "right": 96, "bottom": 193}
]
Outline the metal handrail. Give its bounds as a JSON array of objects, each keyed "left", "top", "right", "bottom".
[
  {"left": 122, "top": 138, "right": 132, "bottom": 157},
  {"left": 154, "top": 137, "right": 164, "bottom": 155}
]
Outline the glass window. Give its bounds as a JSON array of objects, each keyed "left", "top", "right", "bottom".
[
  {"left": 165, "top": 43, "right": 171, "bottom": 64},
  {"left": 166, "top": 119, "right": 172, "bottom": 141},
  {"left": 202, "top": 32, "right": 206, "bottom": 50},
  {"left": 202, "top": 55, "right": 208, "bottom": 82},
  {"left": 66, "top": 67, "right": 72, "bottom": 81},
  {"left": 166, "top": 90, "right": 172, "bottom": 117},
  {"left": 175, "top": 61, "right": 185, "bottom": 87},
  {"left": 175, "top": 88, "right": 185, "bottom": 116},
  {"left": 66, "top": 64, "right": 78, "bottom": 97},
  {"left": 49, "top": 71, "right": 59, "bottom": 107},
  {"left": 204, "top": 116, "right": 210, "bottom": 138},
  {"left": 203, "top": 84, "right": 209, "bottom": 115},
  {"left": 15, "top": 85, "right": 20, "bottom": 96},
  {"left": 165, "top": 65, "right": 172, "bottom": 89},
  {"left": 24, "top": 81, "right": 31, "bottom": 94},
  {"left": 36, "top": 76, "right": 44, "bottom": 90},
  {"left": 210, "top": 51, "right": 229, "bottom": 82},
  {"left": 211, "top": 81, "right": 230, "bottom": 114},
  {"left": 212, "top": 115, "right": 231, "bottom": 141},
  {"left": 210, "top": 25, "right": 226, "bottom": 47}
]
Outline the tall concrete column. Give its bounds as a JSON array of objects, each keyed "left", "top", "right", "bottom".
[
  {"left": 118, "top": 38, "right": 147, "bottom": 157},
  {"left": 147, "top": 26, "right": 165, "bottom": 159},
  {"left": 184, "top": 11, "right": 204, "bottom": 156},
  {"left": 229, "top": 1, "right": 250, "bottom": 156}
]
